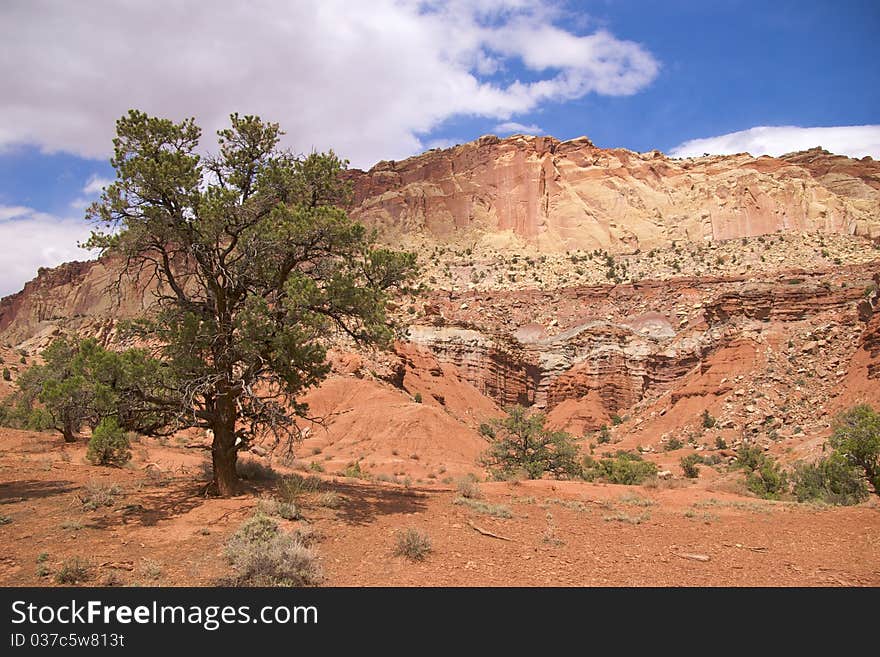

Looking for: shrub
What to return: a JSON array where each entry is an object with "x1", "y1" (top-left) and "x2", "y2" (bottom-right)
[
  {"x1": 258, "y1": 498, "x2": 300, "y2": 520},
  {"x1": 791, "y1": 454, "x2": 869, "y2": 505},
  {"x1": 78, "y1": 481, "x2": 121, "y2": 510},
  {"x1": 597, "y1": 425, "x2": 611, "y2": 444},
  {"x1": 715, "y1": 436, "x2": 728, "y2": 450},
  {"x1": 745, "y1": 457, "x2": 788, "y2": 499},
  {"x1": 86, "y1": 417, "x2": 131, "y2": 466},
  {"x1": 610, "y1": 414, "x2": 623, "y2": 426},
  {"x1": 453, "y1": 497, "x2": 513, "y2": 518},
  {"x1": 680, "y1": 453, "x2": 702, "y2": 478},
  {"x1": 279, "y1": 474, "x2": 322, "y2": 502},
  {"x1": 734, "y1": 444, "x2": 765, "y2": 472},
  {"x1": 231, "y1": 513, "x2": 279, "y2": 544},
  {"x1": 55, "y1": 557, "x2": 91, "y2": 584},
  {"x1": 582, "y1": 451, "x2": 658, "y2": 485},
  {"x1": 224, "y1": 513, "x2": 322, "y2": 586},
  {"x1": 394, "y1": 529, "x2": 432, "y2": 561},
  {"x1": 455, "y1": 475, "x2": 481, "y2": 499},
  {"x1": 413, "y1": 392, "x2": 422, "y2": 403},
  {"x1": 701, "y1": 409, "x2": 716, "y2": 429},
  {"x1": 828, "y1": 404, "x2": 880, "y2": 493},
  {"x1": 317, "y1": 492, "x2": 343, "y2": 509},
  {"x1": 226, "y1": 535, "x2": 321, "y2": 587},
  {"x1": 236, "y1": 457, "x2": 279, "y2": 481},
  {"x1": 343, "y1": 461, "x2": 366, "y2": 479},
  {"x1": 664, "y1": 437, "x2": 684, "y2": 451},
  {"x1": 480, "y1": 406, "x2": 581, "y2": 480},
  {"x1": 2, "y1": 368, "x2": 10, "y2": 381}
]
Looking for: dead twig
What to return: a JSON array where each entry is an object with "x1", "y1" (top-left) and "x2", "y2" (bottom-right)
[{"x1": 467, "y1": 520, "x2": 513, "y2": 542}]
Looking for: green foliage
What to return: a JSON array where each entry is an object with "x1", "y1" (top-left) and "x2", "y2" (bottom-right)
[
  {"x1": 224, "y1": 514, "x2": 321, "y2": 586},
  {"x1": 744, "y1": 455, "x2": 788, "y2": 499},
  {"x1": 83, "y1": 110, "x2": 417, "y2": 493},
  {"x1": 664, "y1": 437, "x2": 684, "y2": 451},
  {"x1": 828, "y1": 404, "x2": 880, "y2": 492},
  {"x1": 480, "y1": 406, "x2": 582, "y2": 480},
  {"x1": 680, "y1": 453, "x2": 702, "y2": 478},
  {"x1": 715, "y1": 436, "x2": 728, "y2": 450},
  {"x1": 597, "y1": 424, "x2": 611, "y2": 444},
  {"x1": 701, "y1": 409, "x2": 716, "y2": 429},
  {"x1": 8, "y1": 336, "x2": 173, "y2": 441},
  {"x1": 582, "y1": 451, "x2": 658, "y2": 485},
  {"x1": 86, "y1": 417, "x2": 131, "y2": 466},
  {"x1": 413, "y1": 392, "x2": 422, "y2": 403},
  {"x1": 55, "y1": 557, "x2": 91, "y2": 585},
  {"x1": 610, "y1": 414, "x2": 623, "y2": 426},
  {"x1": 2, "y1": 368, "x2": 9, "y2": 381},
  {"x1": 733, "y1": 444, "x2": 765, "y2": 472},
  {"x1": 791, "y1": 454, "x2": 868, "y2": 506}
]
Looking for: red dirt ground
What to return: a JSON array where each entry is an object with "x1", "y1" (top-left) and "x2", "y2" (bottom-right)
[{"x1": 1, "y1": 428, "x2": 877, "y2": 587}]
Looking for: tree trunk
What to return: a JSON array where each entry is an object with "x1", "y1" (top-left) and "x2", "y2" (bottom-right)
[
  {"x1": 61, "y1": 417, "x2": 77, "y2": 443},
  {"x1": 210, "y1": 394, "x2": 239, "y2": 496}
]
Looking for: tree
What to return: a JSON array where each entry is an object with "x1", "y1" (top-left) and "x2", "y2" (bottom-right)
[
  {"x1": 480, "y1": 406, "x2": 581, "y2": 480},
  {"x1": 85, "y1": 110, "x2": 416, "y2": 495},
  {"x1": 15, "y1": 336, "x2": 172, "y2": 442},
  {"x1": 828, "y1": 404, "x2": 880, "y2": 493}
]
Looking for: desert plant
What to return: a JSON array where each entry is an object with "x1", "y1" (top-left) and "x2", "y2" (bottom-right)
[
  {"x1": 2, "y1": 368, "x2": 10, "y2": 381},
  {"x1": 78, "y1": 481, "x2": 121, "y2": 510},
  {"x1": 791, "y1": 454, "x2": 869, "y2": 505},
  {"x1": 745, "y1": 456, "x2": 788, "y2": 499},
  {"x1": 55, "y1": 557, "x2": 91, "y2": 584},
  {"x1": 701, "y1": 409, "x2": 716, "y2": 429},
  {"x1": 84, "y1": 111, "x2": 416, "y2": 495},
  {"x1": 582, "y1": 451, "x2": 658, "y2": 485},
  {"x1": 86, "y1": 417, "x2": 131, "y2": 466},
  {"x1": 225, "y1": 516, "x2": 321, "y2": 587},
  {"x1": 453, "y1": 497, "x2": 513, "y2": 518},
  {"x1": 664, "y1": 437, "x2": 684, "y2": 451},
  {"x1": 480, "y1": 406, "x2": 581, "y2": 480},
  {"x1": 258, "y1": 498, "x2": 300, "y2": 520},
  {"x1": 393, "y1": 528, "x2": 432, "y2": 561},
  {"x1": 597, "y1": 425, "x2": 611, "y2": 444},
  {"x1": 317, "y1": 491, "x2": 343, "y2": 509},
  {"x1": 828, "y1": 404, "x2": 880, "y2": 493},
  {"x1": 680, "y1": 453, "x2": 702, "y2": 478},
  {"x1": 455, "y1": 475, "x2": 481, "y2": 499},
  {"x1": 236, "y1": 458, "x2": 279, "y2": 481}
]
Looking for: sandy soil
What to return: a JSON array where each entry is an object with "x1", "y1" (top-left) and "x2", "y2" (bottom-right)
[{"x1": 1, "y1": 428, "x2": 877, "y2": 587}]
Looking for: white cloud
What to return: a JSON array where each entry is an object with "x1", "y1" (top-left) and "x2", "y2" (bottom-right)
[
  {"x1": 494, "y1": 121, "x2": 544, "y2": 134},
  {"x1": 670, "y1": 125, "x2": 880, "y2": 159},
  {"x1": 0, "y1": 205, "x2": 31, "y2": 221},
  {"x1": 0, "y1": 206, "x2": 96, "y2": 297},
  {"x1": 0, "y1": 0, "x2": 659, "y2": 168},
  {"x1": 82, "y1": 175, "x2": 112, "y2": 196}
]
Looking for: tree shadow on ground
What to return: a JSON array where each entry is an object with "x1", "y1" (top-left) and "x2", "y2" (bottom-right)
[
  {"x1": 0, "y1": 479, "x2": 76, "y2": 504},
  {"x1": 323, "y1": 480, "x2": 430, "y2": 526},
  {"x1": 88, "y1": 481, "x2": 209, "y2": 529}
]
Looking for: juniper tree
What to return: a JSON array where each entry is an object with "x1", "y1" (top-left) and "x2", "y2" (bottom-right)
[{"x1": 85, "y1": 110, "x2": 416, "y2": 495}]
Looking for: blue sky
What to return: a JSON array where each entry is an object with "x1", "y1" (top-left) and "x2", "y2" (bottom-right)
[{"x1": 1, "y1": 0, "x2": 879, "y2": 296}]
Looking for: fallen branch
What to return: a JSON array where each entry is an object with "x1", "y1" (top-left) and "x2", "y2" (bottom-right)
[{"x1": 467, "y1": 520, "x2": 513, "y2": 542}]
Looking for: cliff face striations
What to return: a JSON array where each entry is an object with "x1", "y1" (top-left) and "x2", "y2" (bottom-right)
[{"x1": 349, "y1": 135, "x2": 880, "y2": 253}]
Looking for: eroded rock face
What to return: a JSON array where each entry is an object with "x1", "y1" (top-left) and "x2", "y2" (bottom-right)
[
  {"x1": 349, "y1": 136, "x2": 880, "y2": 252},
  {"x1": 400, "y1": 269, "x2": 876, "y2": 430}
]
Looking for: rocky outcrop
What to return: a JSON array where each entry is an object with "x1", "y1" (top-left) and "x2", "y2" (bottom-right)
[
  {"x1": 349, "y1": 135, "x2": 880, "y2": 252},
  {"x1": 703, "y1": 282, "x2": 866, "y2": 324}
]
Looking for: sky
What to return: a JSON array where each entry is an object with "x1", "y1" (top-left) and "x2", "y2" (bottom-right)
[{"x1": 0, "y1": 0, "x2": 879, "y2": 296}]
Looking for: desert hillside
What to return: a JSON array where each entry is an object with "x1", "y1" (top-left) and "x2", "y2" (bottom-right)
[{"x1": 1, "y1": 134, "x2": 878, "y2": 587}]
